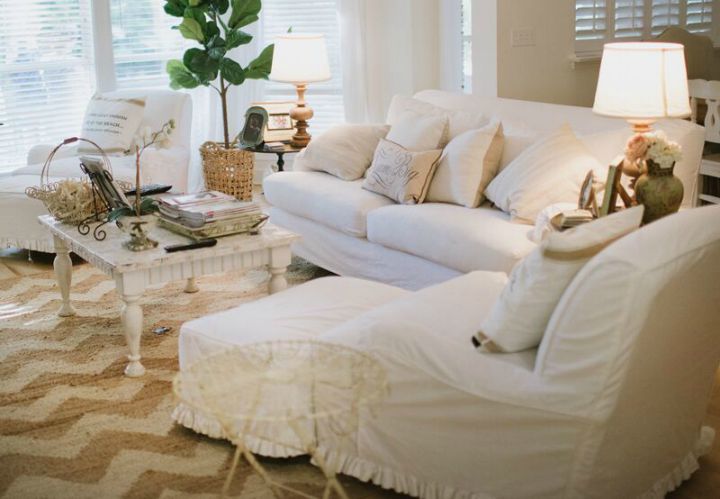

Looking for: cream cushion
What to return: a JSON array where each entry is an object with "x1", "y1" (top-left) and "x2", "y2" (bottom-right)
[
  {"x1": 476, "y1": 206, "x2": 644, "y2": 353},
  {"x1": 366, "y1": 203, "x2": 537, "y2": 273},
  {"x1": 485, "y1": 124, "x2": 606, "y2": 224},
  {"x1": 363, "y1": 139, "x2": 442, "y2": 204},
  {"x1": 263, "y1": 171, "x2": 394, "y2": 238},
  {"x1": 78, "y1": 94, "x2": 146, "y2": 155},
  {"x1": 426, "y1": 121, "x2": 505, "y2": 207},
  {"x1": 299, "y1": 124, "x2": 390, "y2": 180},
  {"x1": 385, "y1": 114, "x2": 447, "y2": 151}
]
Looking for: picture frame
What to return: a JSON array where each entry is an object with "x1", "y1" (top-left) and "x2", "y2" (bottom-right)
[
  {"x1": 239, "y1": 106, "x2": 268, "y2": 148},
  {"x1": 79, "y1": 156, "x2": 131, "y2": 212},
  {"x1": 578, "y1": 170, "x2": 599, "y2": 218},
  {"x1": 251, "y1": 101, "x2": 297, "y2": 142}
]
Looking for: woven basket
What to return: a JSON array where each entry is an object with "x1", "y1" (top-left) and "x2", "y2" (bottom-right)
[{"x1": 201, "y1": 141, "x2": 254, "y2": 201}]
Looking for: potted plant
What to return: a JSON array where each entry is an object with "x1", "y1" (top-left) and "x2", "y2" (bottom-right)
[{"x1": 163, "y1": 0, "x2": 274, "y2": 200}]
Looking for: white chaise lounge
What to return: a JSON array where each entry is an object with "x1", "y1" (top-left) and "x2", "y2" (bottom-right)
[{"x1": 174, "y1": 204, "x2": 720, "y2": 499}]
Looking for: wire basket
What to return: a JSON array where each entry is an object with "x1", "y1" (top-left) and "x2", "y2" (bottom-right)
[
  {"x1": 25, "y1": 137, "x2": 114, "y2": 224},
  {"x1": 201, "y1": 141, "x2": 254, "y2": 201}
]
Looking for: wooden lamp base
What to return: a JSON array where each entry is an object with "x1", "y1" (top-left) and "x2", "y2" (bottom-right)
[{"x1": 290, "y1": 83, "x2": 314, "y2": 148}]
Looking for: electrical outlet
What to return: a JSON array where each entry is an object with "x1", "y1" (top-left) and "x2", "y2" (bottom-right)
[{"x1": 511, "y1": 28, "x2": 535, "y2": 47}]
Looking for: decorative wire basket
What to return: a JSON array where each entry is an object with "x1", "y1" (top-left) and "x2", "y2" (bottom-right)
[
  {"x1": 201, "y1": 141, "x2": 254, "y2": 201},
  {"x1": 25, "y1": 137, "x2": 116, "y2": 224}
]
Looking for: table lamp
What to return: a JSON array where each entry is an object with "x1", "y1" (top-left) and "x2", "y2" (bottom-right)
[{"x1": 270, "y1": 33, "x2": 331, "y2": 148}]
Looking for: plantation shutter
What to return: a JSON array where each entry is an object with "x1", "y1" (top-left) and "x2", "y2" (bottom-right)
[
  {"x1": 260, "y1": 0, "x2": 345, "y2": 133},
  {"x1": 575, "y1": 0, "x2": 609, "y2": 41},
  {"x1": 685, "y1": 0, "x2": 714, "y2": 34},
  {"x1": 0, "y1": 0, "x2": 95, "y2": 171},
  {"x1": 614, "y1": 0, "x2": 646, "y2": 38},
  {"x1": 110, "y1": 0, "x2": 186, "y2": 89}
]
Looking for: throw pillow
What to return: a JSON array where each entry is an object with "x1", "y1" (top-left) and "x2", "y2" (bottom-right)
[
  {"x1": 386, "y1": 95, "x2": 486, "y2": 146},
  {"x1": 386, "y1": 114, "x2": 447, "y2": 151},
  {"x1": 484, "y1": 124, "x2": 606, "y2": 224},
  {"x1": 363, "y1": 139, "x2": 442, "y2": 204},
  {"x1": 473, "y1": 205, "x2": 644, "y2": 353},
  {"x1": 299, "y1": 124, "x2": 390, "y2": 180},
  {"x1": 78, "y1": 94, "x2": 146, "y2": 155},
  {"x1": 426, "y1": 121, "x2": 505, "y2": 208}
]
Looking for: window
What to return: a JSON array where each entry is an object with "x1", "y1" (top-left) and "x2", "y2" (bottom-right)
[
  {"x1": 0, "y1": 0, "x2": 95, "y2": 171},
  {"x1": 461, "y1": 0, "x2": 472, "y2": 93},
  {"x1": 575, "y1": 0, "x2": 716, "y2": 55},
  {"x1": 260, "y1": 0, "x2": 344, "y2": 133}
]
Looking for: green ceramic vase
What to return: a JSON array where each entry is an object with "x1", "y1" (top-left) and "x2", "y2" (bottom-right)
[{"x1": 635, "y1": 159, "x2": 683, "y2": 225}]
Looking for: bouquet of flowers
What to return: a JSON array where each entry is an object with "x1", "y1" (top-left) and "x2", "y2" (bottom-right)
[{"x1": 625, "y1": 131, "x2": 682, "y2": 170}]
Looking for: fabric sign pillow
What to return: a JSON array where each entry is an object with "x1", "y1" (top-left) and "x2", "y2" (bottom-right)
[
  {"x1": 299, "y1": 124, "x2": 390, "y2": 180},
  {"x1": 78, "y1": 94, "x2": 146, "y2": 155},
  {"x1": 386, "y1": 114, "x2": 447, "y2": 151},
  {"x1": 426, "y1": 121, "x2": 504, "y2": 208},
  {"x1": 473, "y1": 205, "x2": 644, "y2": 353},
  {"x1": 485, "y1": 124, "x2": 606, "y2": 224},
  {"x1": 363, "y1": 139, "x2": 441, "y2": 204}
]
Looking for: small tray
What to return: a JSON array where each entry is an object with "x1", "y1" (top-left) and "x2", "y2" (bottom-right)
[{"x1": 158, "y1": 214, "x2": 269, "y2": 240}]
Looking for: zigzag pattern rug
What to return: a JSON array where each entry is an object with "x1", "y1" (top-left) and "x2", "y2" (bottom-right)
[{"x1": 0, "y1": 259, "x2": 401, "y2": 498}]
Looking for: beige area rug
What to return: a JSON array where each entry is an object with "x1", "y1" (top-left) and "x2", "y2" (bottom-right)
[{"x1": 0, "y1": 258, "x2": 403, "y2": 498}]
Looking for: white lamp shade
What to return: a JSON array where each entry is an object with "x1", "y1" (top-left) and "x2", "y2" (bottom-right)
[
  {"x1": 269, "y1": 33, "x2": 331, "y2": 84},
  {"x1": 593, "y1": 42, "x2": 691, "y2": 120}
]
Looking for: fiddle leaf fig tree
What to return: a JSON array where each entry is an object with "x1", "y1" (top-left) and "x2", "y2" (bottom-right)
[{"x1": 164, "y1": 0, "x2": 274, "y2": 149}]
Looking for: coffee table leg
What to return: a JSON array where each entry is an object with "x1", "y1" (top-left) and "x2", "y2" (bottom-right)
[
  {"x1": 269, "y1": 246, "x2": 291, "y2": 294},
  {"x1": 184, "y1": 277, "x2": 199, "y2": 293},
  {"x1": 116, "y1": 273, "x2": 146, "y2": 377},
  {"x1": 53, "y1": 235, "x2": 76, "y2": 317}
]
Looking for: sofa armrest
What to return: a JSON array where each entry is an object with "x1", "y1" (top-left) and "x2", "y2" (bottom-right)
[
  {"x1": 140, "y1": 146, "x2": 191, "y2": 193},
  {"x1": 27, "y1": 144, "x2": 78, "y2": 166}
]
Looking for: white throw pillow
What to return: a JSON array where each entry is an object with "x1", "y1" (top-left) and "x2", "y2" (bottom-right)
[
  {"x1": 363, "y1": 139, "x2": 441, "y2": 204},
  {"x1": 474, "y1": 205, "x2": 644, "y2": 353},
  {"x1": 485, "y1": 124, "x2": 606, "y2": 224},
  {"x1": 78, "y1": 94, "x2": 146, "y2": 155},
  {"x1": 300, "y1": 124, "x2": 390, "y2": 181},
  {"x1": 386, "y1": 114, "x2": 447, "y2": 151},
  {"x1": 386, "y1": 95, "x2": 486, "y2": 145},
  {"x1": 426, "y1": 122, "x2": 505, "y2": 208}
]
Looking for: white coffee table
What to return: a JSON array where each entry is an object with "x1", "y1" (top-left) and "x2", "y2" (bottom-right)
[{"x1": 39, "y1": 215, "x2": 299, "y2": 377}]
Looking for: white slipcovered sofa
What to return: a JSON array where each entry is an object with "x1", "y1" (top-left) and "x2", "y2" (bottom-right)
[
  {"x1": 263, "y1": 90, "x2": 705, "y2": 290},
  {"x1": 174, "y1": 203, "x2": 720, "y2": 498},
  {"x1": 0, "y1": 89, "x2": 192, "y2": 253}
]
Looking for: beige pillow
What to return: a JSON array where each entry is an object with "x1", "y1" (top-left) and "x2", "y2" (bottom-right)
[
  {"x1": 78, "y1": 94, "x2": 146, "y2": 155},
  {"x1": 386, "y1": 114, "x2": 447, "y2": 151},
  {"x1": 363, "y1": 139, "x2": 441, "y2": 204},
  {"x1": 473, "y1": 205, "x2": 644, "y2": 353},
  {"x1": 426, "y1": 121, "x2": 505, "y2": 208},
  {"x1": 301, "y1": 124, "x2": 390, "y2": 180}
]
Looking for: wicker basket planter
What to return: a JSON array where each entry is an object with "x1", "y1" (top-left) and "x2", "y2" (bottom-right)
[{"x1": 200, "y1": 141, "x2": 254, "y2": 201}]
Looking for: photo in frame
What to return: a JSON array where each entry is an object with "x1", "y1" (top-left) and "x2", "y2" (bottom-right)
[
  {"x1": 239, "y1": 106, "x2": 268, "y2": 148},
  {"x1": 251, "y1": 101, "x2": 297, "y2": 142}
]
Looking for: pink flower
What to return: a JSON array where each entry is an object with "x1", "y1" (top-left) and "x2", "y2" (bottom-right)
[{"x1": 625, "y1": 134, "x2": 649, "y2": 162}]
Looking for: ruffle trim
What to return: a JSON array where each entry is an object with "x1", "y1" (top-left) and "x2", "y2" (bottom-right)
[
  {"x1": 638, "y1": 426, "x2": 715, "y2": 499},
  {"x1": 0, "y1": 237, "x2": 54, "y2": 253}
]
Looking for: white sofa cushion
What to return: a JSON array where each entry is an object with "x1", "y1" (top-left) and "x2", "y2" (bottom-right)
[
  {"x1": 426, "y1": 121, "x2": 504, "y2": 208},
  {"x1": 476, "y1": 206, "x2": 644, "y2": 353},
  {"x1": 366, "y1": 203, "x2": 537, "y2": 274},
  {"x1": 263, "y1": 171, "x2": 394, "y2": 238},
  {"x1": 386, "y1": 114, "x2": 447, "y2": 151},
  {"x1": 299, "y1": 124, "x2": 390, "y2": 180},
  {"x1": 78, "y1": 94, "x2": 146, "y2": 155}
]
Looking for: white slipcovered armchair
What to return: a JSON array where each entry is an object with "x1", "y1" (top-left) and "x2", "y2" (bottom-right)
[
  {"x1": 0, "y1": 89, "x2": 192, "y2": 252},
  {"x1": 175, "y1": 204, "x2": 720, "y2": 498}
]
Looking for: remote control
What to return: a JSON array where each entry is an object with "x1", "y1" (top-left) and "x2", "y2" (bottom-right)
[
  {"x1": 125, "y1": 184, "x2": 173, "y2": 197},
  {"x1": 164, "y1": 239, "x2": 217, "y2": 253}
]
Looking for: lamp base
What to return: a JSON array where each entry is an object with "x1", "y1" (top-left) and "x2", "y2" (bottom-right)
[
  {"x1": 290, "y1": 119, "x2": 311, "y2": 148},
  {"x1": 290, "y1": 84, "x2": 313, "y2": 148}
]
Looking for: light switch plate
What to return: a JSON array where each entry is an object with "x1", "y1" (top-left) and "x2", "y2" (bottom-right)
[{"x1": 511, "y1": 28, "x2": 535, "y2": 47}]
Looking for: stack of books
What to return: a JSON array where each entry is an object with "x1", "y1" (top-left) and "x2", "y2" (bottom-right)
[{"x1": 157, "y1": 191, "x2": 267, "y2": 239}]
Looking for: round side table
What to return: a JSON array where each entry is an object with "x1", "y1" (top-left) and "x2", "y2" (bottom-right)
[
  {"x1": 243, "y1": 143, "x2": 305, "y2": 172},
  {"x1": 173, "y1": 340, "x2": 388, "y2": 498}
]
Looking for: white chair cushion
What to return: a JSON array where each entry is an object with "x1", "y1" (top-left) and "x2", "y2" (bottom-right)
[
  {"x1": 366, "y1": 203, "x2": 537, "y2": 273},
  {"x1": 263, "y1": 171, "x2": 395, "y2": 238},
  {"x1": 78, "y1": 94, "x2": 146, "y2": 155}
]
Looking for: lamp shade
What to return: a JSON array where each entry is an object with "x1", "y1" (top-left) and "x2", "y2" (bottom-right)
[
  {"x1": 593, "y1": 42, "x2": 691, "y2": 121},
  {"x1": 269, "y1": 33, "x2": 331, "y2": 84}
]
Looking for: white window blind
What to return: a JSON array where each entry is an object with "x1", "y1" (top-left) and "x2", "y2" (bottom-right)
[
  {"x1": 0, "y1": 0, "x2": 95, "y2": 171},
  {"x1": 260, "y1": 0, "x2": 344, "y2": 134},
  {"x1": 110, "y1": 0, "x2": 185, "y2": 89},
  {"x1": 575, "y1": 0, "x2": 716, "y2": 54}
]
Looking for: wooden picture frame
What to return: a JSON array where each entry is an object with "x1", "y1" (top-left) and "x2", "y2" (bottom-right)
[
  {"x1": 600, "y1": 156, "x2": 635, "y2": 216},
  {"x1": 252, "y1": 101, "x2": 297, "y2": 142},
  {"x1": 578, "y1": 170, "x2": 599, "y2": 217}
]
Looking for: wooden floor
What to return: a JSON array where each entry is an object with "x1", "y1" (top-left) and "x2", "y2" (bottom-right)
[{"x1": 1, "y1": 248, "x2": 719, "y2": 497}]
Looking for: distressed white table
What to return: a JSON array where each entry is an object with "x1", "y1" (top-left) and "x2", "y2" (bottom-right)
[{"x1": 39, "y1": 215, "x2": 299, "y2": 377}]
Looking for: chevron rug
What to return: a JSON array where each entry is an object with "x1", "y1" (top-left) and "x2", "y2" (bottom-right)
[{"x1": 0, "y1": 259, "x2": 401, "y2": 498}]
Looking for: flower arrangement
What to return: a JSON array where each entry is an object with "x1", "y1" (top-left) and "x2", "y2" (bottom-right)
[{"x1": 624, "y1": 131, "x2": 682, "y2": 170}]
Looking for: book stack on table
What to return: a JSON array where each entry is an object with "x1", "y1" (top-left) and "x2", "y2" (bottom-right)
[{"x1": 157, "y1": 191, "x2": 267, "y2": 239}]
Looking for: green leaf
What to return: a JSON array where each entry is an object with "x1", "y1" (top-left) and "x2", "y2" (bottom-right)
[
  {"x1": 178, "y1": 17, "x2": 204, "y2": 41},
  {"x1": 188, "y1": 0, "x2": 202, "y2": 6},
  {"x1": 139, "y1": 198, "x2": 159, "y2": 214},
  {"x1": 164, "y1": 0, "x2": 186, "y2": 17},
  {"x1": 245, "y1": 43, "x2": 274, "y2": 79},
  {"x1": 205, "y1": 22, "x2": 220, "y2": 41},
  {"x1": 167, "y1": 59, "x2": 202, "y2": 89},
  {"x1": 226, "y1": 29, "x2": 252, "y2": 50},
  {"x1": 220, "y1": 58, "x2": 246, "y2": 85},
  {"x1": 108, "y1": 207, "x2": 134, "y2": 222},
  {"x1": 183, "y1": 48, "x2": 219, "y2": 78},
  {"x1": 208, "y1": 46, "x2": 226, "y2": 60},
  {"x1": 210, "y1": 0, "x2": 229, "y2": 14},
  {"x1": 183, "y1": 6, "x2": 206, "y2": 28},
  {"x1": 228, "y1": 0, "x2": 261, "y2": 29}
]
